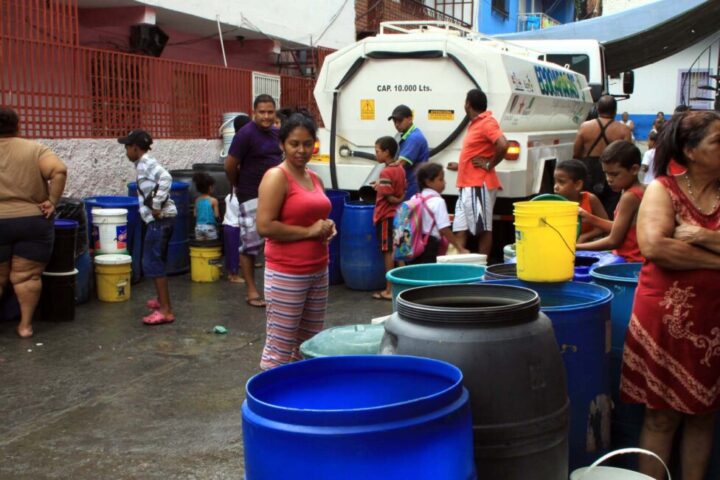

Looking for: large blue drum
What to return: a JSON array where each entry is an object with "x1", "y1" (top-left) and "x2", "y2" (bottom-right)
[
  {"x1": 325, "y1": 189, "x2": 349, "y2": 285},
  {"x1": 242, "y1": 355, "x2": 475, "y2": 480},
  {"x1": 483, "y1": 279, "x2": 613, "y2": 471},
  {"x1": 128, "y1": 181, "x2": 190, "y2": 275},
  {"x1": 339, "y1": 201, "x2": 385, "y2": 291},
  {"x1": 85, "y1": 195, "x2": 142, "y2": 283}
]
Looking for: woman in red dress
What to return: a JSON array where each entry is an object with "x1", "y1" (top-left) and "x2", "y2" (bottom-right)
[{"x1": 620, "y1": 111, "x2": 720, "y2": 479}]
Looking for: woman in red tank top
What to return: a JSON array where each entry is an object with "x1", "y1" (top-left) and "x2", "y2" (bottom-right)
[
  {"x1": 256, "y1": 114, "x2": 334, "y2": 370},
  {"x1": 620, "y1": 111, "x2": 720, "y2": 479}
]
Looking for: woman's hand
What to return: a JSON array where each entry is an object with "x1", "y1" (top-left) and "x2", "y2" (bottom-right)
[
  {"x1": 322, "y1": 220, "x2": 337, "y2": 245},
  {"x1": 308, "y1": 219, "x2": 334, "y2": 240},
  {"x1": 674, "y1": 216, "x2": 708, "y2": 245},
  {"x1": 38, "y1": 200, "x2": 55, "y2": 218}
]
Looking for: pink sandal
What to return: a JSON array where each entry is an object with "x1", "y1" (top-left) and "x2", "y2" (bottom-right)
[
  {"x1": 146, "y1": 298, "x2": 161, "y2": 309},
  {"x1": 142, "y1": 310, "x2": 175, "y2": 325}
]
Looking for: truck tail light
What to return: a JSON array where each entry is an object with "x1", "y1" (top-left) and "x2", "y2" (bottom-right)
[
  {"x1": 313, "y1": 139, "x2": 320, "y2": 155},
  {"x1": 505, "y1": 140, "x2": 521, "y2": 160}
]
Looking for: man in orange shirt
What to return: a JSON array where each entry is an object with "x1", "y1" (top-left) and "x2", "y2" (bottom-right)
[{"x1": 451, "y1": 89, "x2": 508, "y2": 256}]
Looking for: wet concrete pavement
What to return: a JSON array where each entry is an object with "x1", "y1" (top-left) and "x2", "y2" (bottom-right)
[{"x1": 0, "y1": 273, "x2": 391, "y2": 479}]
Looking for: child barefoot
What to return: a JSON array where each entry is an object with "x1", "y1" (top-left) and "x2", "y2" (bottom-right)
[
  {"x1": 372, "y1": 136, "x2": 406, "y2": 300},
  {"x1": 553, "y1": 159, "x2": 608, "y2": 242},
  {"x1": 410, "y1": 163, "x2": 468, "y2": 264},
  {"x1": 576, "y1": 140, "x2": 646, "y2": 262},
  {"x1": 193, "y1": 172, "x2": 220, "y2": 240}
]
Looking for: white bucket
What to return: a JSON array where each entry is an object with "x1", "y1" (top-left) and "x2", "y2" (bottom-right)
[
  {"x1": 92, "y1": 208, "x2": 128, "y2": 254},
  {"x1": 219, "y1": 112, "x2": 247, "y2": 157},
  {"x1": 436, "y1": 253, "x2": 487, "y2": 266},
  {"x1": 570, "y1": 448, "x2": 671, "y2": 480}
]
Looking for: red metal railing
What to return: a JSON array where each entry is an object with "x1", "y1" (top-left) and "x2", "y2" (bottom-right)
[
  {"x1": 0, "y1": 0, "x2": 79, "y2": 45},
  {"x1": 0, "y1": 1, "x2": 318, "y2": 139}
]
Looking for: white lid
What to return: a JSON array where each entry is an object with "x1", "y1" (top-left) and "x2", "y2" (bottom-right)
[
  {"x1": 42, "y1": 268, "x2": 79, "y2": 276},
  {"x1": 92, "y1": 208, "x2": 128, "y2": 216},
  {"x1": 436, "y1": 254, "x2": 487, "y2": 264},
  {"x1": 94, "y1": 254, "x2": 132, "y2": 265}
]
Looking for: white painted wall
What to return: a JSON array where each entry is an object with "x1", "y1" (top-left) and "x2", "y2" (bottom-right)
[
  {"x1": 39, "y1": 139, "x2": 223, "y2": 199},
  {"x1": 138, "y1": 0, "x2": 356, "y2": 49},
  {"x1": 603, "y1": 0, "x2": 661, "y2": 15},
  {"x1": 608, "y1": 33, "x2": 720, "y2": 114}
]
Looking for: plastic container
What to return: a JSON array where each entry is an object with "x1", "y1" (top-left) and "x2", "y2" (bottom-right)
[
  {"x1": 571, "y1": 448, "x2": 670, "y2": 480},
  {"x1": 381, "y1": 284, "x2": 569, "y2": 479},
  {"x1": 339, "y1": 201, "x2": 386, "y2": 291},
  {"x1": 436, "y1": 253, "x2": 487, "y2": 266},
  {"x1": 46, "y1": 219, "x2": 78, "y2": 273},
  {"x1": 483, "y1": 279, "x2": 613, "y2": 470},
  {"x1": 514, "y1": 200, "x2": 579, "y2": 282},
  {"x1": 91, "y1": 208, "x2": 128, "y2": 254},
  {"x1": 94, "y1": 254, "x2": 132, "y2": 302},
  {"x1": 242, "y1": 355, "x2": 475, "y2": 480},
  {"x1": 574, "y1": 251, "x2": 626, "y2": 282},
  {"x1": 300, "y1": 324, "x2": 385, "y2": 359},
  {"x1": 326, "y1": 189, "x2": 350, "y2": 285},
  {"x1": 74, "y1": 250, "x2": 92, "y2": 304},
  {"x1": 189, "y1": 240, "x2": 222, "y2": 282},
  {"x1": 40, "y1": 269, "x2": 77, "y2": 322},
  {"x1": 386, "y1": 263, "x2": 486, "y2": 309},
  {"x1": 86, "y1": 195, "x2": 141, "y2": 282},
  {"x1": 55, "y1": 197, "x2": 89, "y2": 256}
]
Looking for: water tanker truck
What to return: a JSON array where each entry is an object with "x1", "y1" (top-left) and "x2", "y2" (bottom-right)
[{"x1": 309, "y1": 21, "x2": 601, "y2": 203}]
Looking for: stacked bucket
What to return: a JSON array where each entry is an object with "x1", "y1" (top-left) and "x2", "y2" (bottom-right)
[
  {"x1": 40, "y1": 218, "x2": 80, "y2": 322},
  {"x1": 91, "y1": 208, "x2": 132, "y2": 302}
]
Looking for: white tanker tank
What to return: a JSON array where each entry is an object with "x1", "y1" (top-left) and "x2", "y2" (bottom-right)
[{"x1": 309, "y1": 21, "x2": 595, "y2": 199}]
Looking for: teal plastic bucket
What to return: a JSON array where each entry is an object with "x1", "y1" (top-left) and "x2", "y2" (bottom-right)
[
  {"x1": 387, "y1": 264, "x2": 486, "y2": 310},
  {"x1": 242, "y1": 355, "x2": 476, "y2": 479},
  {"x1": 300, "y1": 324, "x2": 385, "y2": 359}
]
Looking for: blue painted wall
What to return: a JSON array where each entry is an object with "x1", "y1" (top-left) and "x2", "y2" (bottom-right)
[
  {"x1": 615, "y1": 114, "x2": 658, "y2": 141},
  {"x1": 478, "y1": 0, "x2": 575, "y2": 35}
]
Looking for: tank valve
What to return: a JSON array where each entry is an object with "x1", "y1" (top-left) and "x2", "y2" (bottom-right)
[{"x1": 339, "y1": 145, "x2": 351, "y2": 158}]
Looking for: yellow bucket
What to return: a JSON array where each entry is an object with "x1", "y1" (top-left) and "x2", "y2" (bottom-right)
[
  {"x1": 514, "y1": 201, "x2": 578, "y2": 282},
  {"x1": 190, "y1": 244, "x2": 222, "y2": 282},
  {"x1": 94, "y1": 254, "x2": 132, "y2": 302}
]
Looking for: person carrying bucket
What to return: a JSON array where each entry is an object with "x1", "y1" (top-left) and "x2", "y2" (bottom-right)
[
  {"x1": 576, "y1": 141, "x2": 645, "y2": 262},
  {"x1": 118, "y1": 129, "x2": 177, "y2": 325}
]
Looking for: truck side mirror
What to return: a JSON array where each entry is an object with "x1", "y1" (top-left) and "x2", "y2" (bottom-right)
[{"x1": 623, "y1": 71, "x2": 634, "y2": 95}]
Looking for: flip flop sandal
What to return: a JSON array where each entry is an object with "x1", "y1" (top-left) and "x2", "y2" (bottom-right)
[
  {"x1": 372, "y1": 292, "x2": 393, "y2": 301},
  {"x1": 246, "y1": 296, "x2": 266, "y2": 308},
  {"x1": 143, "y1": 310, "x2": 175, "y2": 325},
  {"x1": 146, "y1": 298, "x2": 161, "y2": 309}
]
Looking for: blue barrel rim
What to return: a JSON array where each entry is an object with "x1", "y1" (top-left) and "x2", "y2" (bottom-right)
[
  {"x1": 387, "y1": 263, "x2": 487, "y2": 286},
  {"x1": 127, "y1": 180, "x2": 190, "y2": 191},
  {"x1": 53, "y1": 219, "x2": 79, "y2": 229},
  {"x1": 343, "y1": 199, "x2": 375, "y2": 207},
  {"x1": 590, "y1": 263, "x2": 643, "y2": 284},
  {"x1": 245, "y1": 355, "x2": 465, "y2": 426},
  {"x1": 482, "y1": 279, "x2": 613, "y2": 312}
]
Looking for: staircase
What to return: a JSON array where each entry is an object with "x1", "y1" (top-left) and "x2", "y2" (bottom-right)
[{"x1": 681, "y1": 37, "x2": 720, "y2": 111}]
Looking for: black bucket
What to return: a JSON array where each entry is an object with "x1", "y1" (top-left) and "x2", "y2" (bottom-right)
[
  {"x1": 46, "y1": 219, "x2": 78, "y2": 273},
  {"x1": 55, "y1": 197, "x2": 89, "y2": 256},
  {"x1": 381, "y1": 283, "x2": 569, "y2": 479},
  {"x1": 40, "y1": 269, "x2": 77, "y2": 322}
]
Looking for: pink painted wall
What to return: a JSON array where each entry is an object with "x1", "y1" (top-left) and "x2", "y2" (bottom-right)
[{"x1": 78, "y1": 7, "x2": 279, "y2": 74}]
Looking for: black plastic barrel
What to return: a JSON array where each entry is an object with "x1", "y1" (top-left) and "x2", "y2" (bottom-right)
[
  {"x1": 192, "y1": 163, "x2": 230, "y2": 222},
  {"x1": 40, "y1": 270, "x2": 77, "y2": 321},
  {"x1": 483, "y1": 262, "x2": 518, "y2": 280},
  {"x1": 381, "y1": 284, "x2": 569, "y2": 479},
  {"x1": 55, "y1": 197, "x2": 88, "y2": 256},
  {"x1": 46, "y1": 219, "x2": 78, "y2": 273}
]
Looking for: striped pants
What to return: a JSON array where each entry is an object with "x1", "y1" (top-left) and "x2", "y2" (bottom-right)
[{"x1": 260, "y1": 267, "x2": 328, "y2": 370}]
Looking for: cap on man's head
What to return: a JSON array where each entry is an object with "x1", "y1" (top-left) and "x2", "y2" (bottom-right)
[
  {"x1": 117, "y1": 129, "x2": 153, "y2": 150},
  {"x1": 387, "y1": 104, "x2": 413, "y2": 121}
]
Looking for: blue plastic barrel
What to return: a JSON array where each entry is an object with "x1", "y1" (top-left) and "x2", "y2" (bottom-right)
[
  {"x1": 483, "y1": 279, "x2": 613, "y2": 471},
  {"x1": 74, "y1": 250, "x2": 92, "y2": 304},
  {"x1": 340, "y1": 201, "x2": 385, "y2": 291},
  {"x1": 502, "y1": 250, "x2": 625, "y2": 283},
  {"x1": 387, "y1": 263, "x2": 486, "y2": 310},
  {"x1": 242, "y1": 355, "x2": 475, "y2": 480},
  {"x1": 85, "y1": 195, "x2": 142, "y2": 283},
  {"x1": 128, "y1": 181, "x2": 190, "y2": 275},
  {"x1": 325, "y1": 189, "x2": 350, "y2": 285}
]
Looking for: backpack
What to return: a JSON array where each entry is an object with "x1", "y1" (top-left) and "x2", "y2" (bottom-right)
[{"x1": 393, "y1": 194, "x2": 436, "y2": 261}]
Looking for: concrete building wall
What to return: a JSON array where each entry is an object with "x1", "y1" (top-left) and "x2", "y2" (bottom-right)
[
  {"x1": 603, "y1": 0, "x2": 660, "y2": 16},
  {"x1": 40, "y1": 139, "x2": 223, "y2": 198},
  {"x1": 609, "y1": 33, "x2": 719, "y2": 140}
]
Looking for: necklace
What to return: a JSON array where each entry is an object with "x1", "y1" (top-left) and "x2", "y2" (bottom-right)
[{"x1": 684, "y1": 173, "x2": 720, "y2": 214}]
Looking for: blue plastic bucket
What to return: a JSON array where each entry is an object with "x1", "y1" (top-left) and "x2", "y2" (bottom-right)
[
  {"x1": 339, "y1": 201, "x2": 386, "y2": 291},
  {"x1": 128, "y1": 181, "x2": 190, "y2": 276},
  {"x1": 483, "y1": 279, "x2": 613, "y2": 471},
  {"x1": 85, "y1": 195, "x2": 142, "y2": 283},
  {"x1": 242, "y1": 355, "x2": 475, "y2": 480},
  {"x1": 326, "y1": 189, "x2": 350, "y2": 285},
  {"x1": 74, "y1": 250, "x2": 92, "y2": 304},
  {"x1": 387, "y1": 264, "x2": 486, "y2": 310},
  {"x1": 590, "y1": 263, "x2": 643, "y2": 452}
]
